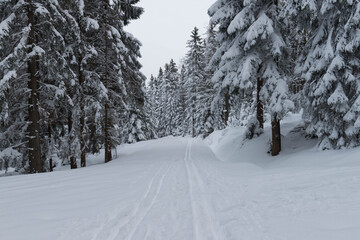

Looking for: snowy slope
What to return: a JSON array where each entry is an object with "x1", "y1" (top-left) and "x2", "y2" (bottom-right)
[{"x1": 1, "y1": 115, "x2": 360, "y2": 240}]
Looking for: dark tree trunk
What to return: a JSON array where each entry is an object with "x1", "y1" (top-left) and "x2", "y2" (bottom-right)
[
  {"x1": 192, "y1": 114, "x2": 195, "y2": 137},
  {"x1": 70, "y1": 156, "x2": 77, "y2": 169},
  {"x1": 48, "y1": 121, "x2": 53, "y2": 172},
  {"x1": 27, "y1": 0, "x2": 43, "y2": 173},
  {"x1": 257, "y1": 77, "x2": 264, "y2": 129},
  {"x1": 224, "y1": 88, "x2": 230, "y2": 126},
  {"x1": 68, "y1": 111, "x2": 77, "y2": 169},
  {"x1": 80, "y1": 110, "x2": 86, "y2": 167},
  {"x1": 105, "y1": 103, "x2": 112, "y2": 163},
  {"x1": 49, "y1": 158, "x2": 53, "y2": 172},
  {"x1": 271, "y1": 113, "x2": 281, "y2": 156},
  {"x1": 104, "y1": 6, "x2": 112, "y2": 163},
  {"x1": 78, "y1": 55, "x2": 86, "y2": 167}
]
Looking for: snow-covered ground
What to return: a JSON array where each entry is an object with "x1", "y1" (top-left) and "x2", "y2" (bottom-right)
[{"x1": 1, "y1": 114, "x2": 360, "y2": 240}]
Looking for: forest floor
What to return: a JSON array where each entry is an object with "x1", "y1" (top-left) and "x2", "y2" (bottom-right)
[{"x1": 1, "y1": 115, "x2": 360, "y2": 240}]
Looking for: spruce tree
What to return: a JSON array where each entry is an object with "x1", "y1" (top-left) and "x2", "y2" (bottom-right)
[
  {"x1": 209, "y1": 0, "x2": 294, "y2": 155},
  {"x1": 288, "y1": 0, "x2": 360, "y2": 149},
  {"x1": 0, "y1": 0, "x2": 73, "y2": 172},
  {"x1": 183, "y1": 27, "x2": 208, "y2": 137}
]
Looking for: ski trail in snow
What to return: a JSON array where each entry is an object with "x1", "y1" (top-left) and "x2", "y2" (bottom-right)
[
  {"x1": 184, "y1": 139, "x2": 225, "y2": 240},
  {"x1": 88, "y1": 160, "x2": 172, "y2": 240},
  {"x1": 123, "y1": 159, "x2": 175, "y2": 240},
  {"x1": 184, "y1": 141, "x2": 200, "y2": 239}
]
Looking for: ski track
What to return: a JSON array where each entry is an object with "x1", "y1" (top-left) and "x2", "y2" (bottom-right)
[
  {"x1": 124, "y1": 160, "x2": 175, "y2": 240},
  {"x1": 184, "y1": 139, "x2": 225, "y2": 240},
  {"x1": 9, "y1": 136, "x2": 360, "y2": 240},
  {"x1": 93, "y1": 159, "x2": 175, "y2": 240}
]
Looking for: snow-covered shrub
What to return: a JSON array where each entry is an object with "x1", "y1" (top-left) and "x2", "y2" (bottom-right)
[{"x1": 0, "y1": 148, "x2": 22, "y2": 172}]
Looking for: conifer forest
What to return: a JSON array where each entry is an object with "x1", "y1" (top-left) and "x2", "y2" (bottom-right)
[
  {"x1": 2, "y1": 0, "x2": 359, "y2": 174},
  {"x1": 1, "y1": 1, "x2": 360, "y2": 239}
]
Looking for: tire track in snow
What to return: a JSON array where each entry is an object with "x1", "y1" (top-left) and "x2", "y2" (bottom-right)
[{"x1": 184, "y1": 139, "x2": 225, "y2": 240}]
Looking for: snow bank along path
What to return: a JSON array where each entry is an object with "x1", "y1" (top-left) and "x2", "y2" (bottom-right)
[{"x1": 1, "y1": 136, "x2": 360, "y2": 240}]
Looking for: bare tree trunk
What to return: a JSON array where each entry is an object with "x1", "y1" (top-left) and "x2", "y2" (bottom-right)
[
  {"x1": 68, "y1": 111, "x2": 77, "y2": 169},
  {"x1": 257, "y1": 77, "x2": 264, "y2": 129},
  {"x1": 27, "y1": 0, "x2": 43, "y2": 173},
  {"x1": 192, "y1": 114, "x2": 195, "y2": 138},
  {"x1": 224, "y1": 88, "x2": 230, "y2": 126},
  {"x1": 271, "y1": 113, "x2": 281, "y2": 156},
  {"x1": 105, "y1": 103, "x2": 112, "y2": 163},
  {"x1": 70, "y1": 156, "x2": 77, "y2": 169},
  {"x1": 48, "y1": 121, "x2": 53, "y2": 172},
  {"x1": 78, "y1": 55, "x2": 86, "y2": 167},
  {"x1": 104, "y1": 5, "x2": 112, "y2": 163},
  {"x1": 49, "y1": 158, "x2": 53, "y2": 172},
  {"x1": 271, "y1": 0, "x2": 281, "y2": 156}
]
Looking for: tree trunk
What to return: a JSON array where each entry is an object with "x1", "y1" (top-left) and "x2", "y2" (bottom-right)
[
  {"x1": 68, "y1": 111, "x2": 77, "y2": 169},
  {"x1": 257, "y1": 77, "x2": 264, "y2": 129},
  {"x1": 48, "y1": 121, "x2": 53, "y2": 172},
  {"x1": 70, "y1": 156, "x2": 77, "y2": 169},
  {"x1": 78, "y1": 55, "x2": 86, "y2": 167},
  {"x1": 224, "y1": 88, "x2": 230, "y2": 126},
  {"x1": 49, "y1": 158, "x2": 53, "y2": 172},
  {"x1": 80, "y1": 110, "x2": 86, "y2": 167},
  {"x1": 192, "y1": 113, "x2": 195, "y2": 137},
  {"x1": 27, "y1": 0, "x2": 43, "y2": 173},
  {"x1": 104, "y1": 6, "x2": 112, "y2": 163},
  {"x1": 105, "y1": 103, "x2": 112, "y2": 163},
  {"x1": 271, "y1": 113, "x2": 281, "y2": 156}
]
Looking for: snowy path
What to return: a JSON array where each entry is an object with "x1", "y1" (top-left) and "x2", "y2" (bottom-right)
[{"x1": 2, "y1": 137, "x2": 360, "y2": 240}]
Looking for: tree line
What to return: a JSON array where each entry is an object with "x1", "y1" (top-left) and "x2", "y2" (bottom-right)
[
  {"x1": 0, "y1": 0, "x2": 152, "y2": 173},
  {"x1": 146, "y1": 0, "x2": 360, "y2": 155},
  {"x1": 1, "y1": 0, "x2": 359, "y2": 174}
]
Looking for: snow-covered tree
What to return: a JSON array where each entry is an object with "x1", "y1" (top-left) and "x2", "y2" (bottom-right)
[
  {"x1": 145, "y1": 75, "x2": 159, "y2": 138},
  {"x1": 175, "y1": 66, "x2": 187, "y2": 135},
  {"x1": 209, "y1": 0, "x2": 294, "y2": 155},
  {"x1": 288, "y1": 0, "x2": 360, "y2": 149},
  {"x1": 84, "y1": 0, "x2": 147, "y2": 162},
  {"x1": 0, "y1": 0, "x2": 148, "y2": 173},
  {"x1": 208, "y1": 0, "x2": 241, "y2": 128},
  {"x1": 183, "y1": 27, "x2": 209, "y2": 137},
  {"x1": 0, "y1": 0, "x2": 77, "y2": 172},
  {"x1": 162, "y1": 60, "x2": 181, "y2": 136}
]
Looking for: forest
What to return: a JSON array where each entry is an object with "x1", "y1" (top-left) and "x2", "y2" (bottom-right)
[{"x1": 1, "y1": 0, "x2": 360, "y2": 174}]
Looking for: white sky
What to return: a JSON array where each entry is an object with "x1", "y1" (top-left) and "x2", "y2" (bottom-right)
[{"x1": 125, "y1": 0, "x2": 215, "y2": 79}]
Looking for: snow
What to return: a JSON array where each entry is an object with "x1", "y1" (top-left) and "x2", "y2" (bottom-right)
[
  {"x1": 0, "y1": 70, "x2": 16, "y2": 91},
  {"x1": 0, "y1": 13, "x2": 15, "y2": 39},
  {"x1": 244, "y1": 12, "x2": 274, "y2": 50},
  {"x1": 86, "y1": 17, "x2": 99, "y2": 31},
  {"x1": 227, "y1": 8, "x2": 252, "y2": 34},
  {"x1": 1, "y1": 114, "x2": 360, "y2": 239}
]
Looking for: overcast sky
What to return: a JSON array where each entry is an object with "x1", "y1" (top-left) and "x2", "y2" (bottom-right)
[{"x1": 125, "y1": 0, "x2": 215, "y2": 80}]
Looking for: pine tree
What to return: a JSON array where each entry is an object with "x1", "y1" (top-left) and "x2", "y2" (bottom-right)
[
  {"x1": 161, "y1": 60, "x2": 180, "y2": 136},
  {"x1": 0, "y1": 0, "x2": 76, "y2": 172},
  {"x1": 156, "y1": 67, "x2": 167, "y2": 137},
  {"x1": 183, "y1": 27, "x2": 208, "y2": 137},
  {"x1": 84, "y1": 0, "x2": 146, "y2": 162},
  {"x1": 145, "y1": 75, "x2": 159, "y2": 138},
  {"x1": 204, "y1": 24, "x2": 219, "y2": 77},
  {"x1": 1, "y1": 0, "x2": 148, "y2": 173},
  {"x1": 209, "y1": 0, "x2": 294, "y2": 155},
  {"x1": 288, "y1": 0, "x2": 360, "y2": 149},
  {"x1": 208, "y1": 0, "x2": 241, "y2": 129},
  {"x1": 203, "y1": 24, "x2": 219, "y2": 135},
  {"x1": 175, "y1": 66, "x2": 187, "y2": 135}
]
